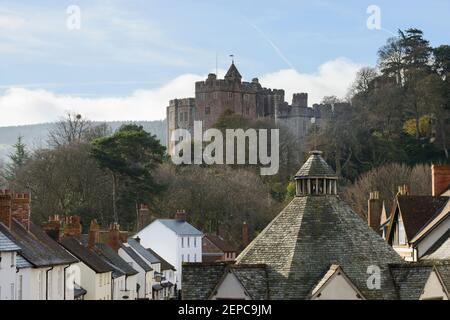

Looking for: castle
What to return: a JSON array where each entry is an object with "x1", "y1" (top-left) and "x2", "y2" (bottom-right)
[{"x1": 166, "y1": 62, "x2": 339, "y2": 155}]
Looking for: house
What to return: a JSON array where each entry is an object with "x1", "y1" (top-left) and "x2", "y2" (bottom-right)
[
  {"x1": 202, "y1": 233, "x2": 238, "y2": 262},
  {"x1": 183, "y1": 151, "x2": 407, "y2": 300},
  {"x1": 146, "y1": 246, "x2": 176, "y2": 299},
  {"x1": 381, "y1": 165, "x2": 450, "y2": 262},
  {"x1": 0, "y1": 191, "x2": 79, "y2": 300},
  {"x1": 59, "y1": 236, "x2": 113, "y2": 300},
  {"x1": 0, "y1": 229, "x2": 21, "y2": 300},
  {"x1": 118, "y1": 244, "x2": 153, "y2": 299},
  {"x1": 135, "y1": 210, "x2": 203, "y2": 290},
  {"x1": 94, "y1": 243, "x2": 138, "y2": 300},
  {"x1": 124, "y1": 238, "x2": 165, "y2": 299}
]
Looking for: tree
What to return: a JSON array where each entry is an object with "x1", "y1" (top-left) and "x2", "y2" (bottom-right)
[
  {"x1": 4, "y1": 136, "x2": 29, "y2": 181},
  {"x1": 91, "y1": 124, "x2": 166, "y2": 223}
]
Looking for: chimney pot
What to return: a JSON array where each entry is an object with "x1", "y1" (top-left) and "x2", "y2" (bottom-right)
[{"x1": 175, "y1": 209, "x2": 187, "y2": 221}]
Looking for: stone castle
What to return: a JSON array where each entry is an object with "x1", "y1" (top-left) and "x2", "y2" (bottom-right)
[{"x1": 166, "y1": 62, "x2": 343, "y2": 155}]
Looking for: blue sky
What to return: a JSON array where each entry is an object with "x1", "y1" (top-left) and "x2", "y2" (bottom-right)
[{"x1": 0, "y1": 0, "x2": 449, "y2": 125}]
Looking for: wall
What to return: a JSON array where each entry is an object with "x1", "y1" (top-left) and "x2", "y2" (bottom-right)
[
  {"x1": 420, "y1": 270, "x2": 449, "y2": 300},
  {"x1": 312, "y1": 273, "x2": 362, "y2": 300},
  {"x1": 211, "y1": 272, "x2": 250, "y2": 300},
  {"x1": 0, "y1": 251, "x2": 17, "y2": 300},
  {"x1": 417, "y1": 215, "x2": 450, "y2": 259},
  {"x1": 118, "y1": 248, "x2": 152, "y2": 299},
  {"x1": 77, "y1": 261, "x2": 111, "y2": 300}
]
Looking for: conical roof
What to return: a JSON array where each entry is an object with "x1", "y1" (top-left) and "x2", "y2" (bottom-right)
[
  {"x1": 236, "y1": 194, "x2": 403, "y2": 299},
  {"x1": 295, "y1": 150, "x2": 336, "y2": 178},
  {"x1": 225, "y1": 62, "x2": 242, "y2": 80}
]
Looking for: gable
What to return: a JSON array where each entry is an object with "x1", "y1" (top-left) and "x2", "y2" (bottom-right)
[
  {"x1": 311, "y1": 267, "x2": 364, "y2": 300},
  {"x1": 210, "y1": 271, "x2": 250, "y2": 300},
  {"x1": 420, "y1": 270, "x2": 449, "y2": 300}
]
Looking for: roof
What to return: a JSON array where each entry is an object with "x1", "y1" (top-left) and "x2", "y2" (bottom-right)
[
  {"x1": 204, "y1": 234, "x2": 237, "y2": 253},
  {"x1": 94, "y1": 243, "x2": 138, "y2": 277},
  {"x1": 182, "y1": 263, "x2": 269, "y2": 300},
  {"x1": 389, "y1": 264, "x2": 434, "y2": 300},
  {"x1": 16, "y1": 254, "x2": 33, "y2": 269},
  {"x1": 127, "y1": 238, "x2": 160, "y2": 264},
  {"x1": 422, "y1": 229, "x2": 450, "y2": 260},
  {"x1": 224, "y1": 62, "x2": 242, "y2": 80},
  {"x1": 119, "y1": 244, "x2": 153, "y2": 272},
  {"x1": 0, "y1": 220, "x2": 78, "y2": 267},
  {"x1": 295, "y1": 151, "x2": 337, "y2": 178},
  {"x1": 156, "y1": 219, "x2": 203, "y2": 236},
  {"x1": 390, "y1": 196, "x2": 448, "y2": 242},
  {"x1": 235, "y1": 195, "x2": 403, "y2": 300},
  {"x1": 59, "y1": 237, "x2": 113, "y2": 273},
  {"x1": 146, "y1": 247, "x2": 175, "y2": 271},
  {"x1": 74, "y1": 283, "x2": 87, "y2": 299},
  {"x1": 0, "y1": 229, "x2": 20, "y2": 251}
]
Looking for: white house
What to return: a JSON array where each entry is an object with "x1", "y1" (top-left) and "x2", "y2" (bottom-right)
[
  {"x1": 94, "y1": 243, "x2": 138, "y2": 300},
  {"x1": 0, "y1": 230, "x2": 20, "y2": 300},
  {"x1": 147, "y1": 246, "x2": 176, "y2": 299},
  {"x1": 60, "y1": 237, "x2": 113, "y2": 300},
  {"x1": 135, "y1": 210, "x2": 203, "y2": 290},
  {"x1": 119, "y1": 244, "x2": 153, "y2": 299}
]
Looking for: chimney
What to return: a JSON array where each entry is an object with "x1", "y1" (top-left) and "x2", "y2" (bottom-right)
[
  {"x1": 87, "y1": 219, "x2": 100, "y2": 249},
  {"x1": 64, "y1": 215, "x2": 82, "y2": 239},
  {"x1": 432, "y1": 165, "x2": 450, "y2": 196},
  {"x1": 216, "y1": 224, "x2": 225, "y2": 238},
  {"x1": 43, "y1": 215, "x2": 61, "y2": 241},
  {"x1": 108, "y1": 223, "x2": 121, "y2": 252},
  {"x1": 368, "y1": 191, "x2": 382, "y2": 234},
  {"x1": 11, "y1": 193, "x2": 31, "y2": 231},
  {"x1": 0, "y1": 190, "x2": 12, "y2": 228},
  {"x1": 137, "y1": 204, "x2": 150, "y2": 231},
  {"x1": 397, "y1": 185, "x2": 409, "y2": 196},
  {"x1": 242, "y1": 221, "x2": 249, "y2": 248},
  {"x1": 175, "y1": 209, "x2": 187, "y2": 222}
]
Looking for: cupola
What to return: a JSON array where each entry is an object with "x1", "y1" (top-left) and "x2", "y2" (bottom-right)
[{"x1": 295, "y1": 150, "x2": 338, "y2": 196}]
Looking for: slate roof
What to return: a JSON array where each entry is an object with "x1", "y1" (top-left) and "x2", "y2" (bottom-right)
[
  {"x1": 182, "y1": 262, "x2": 269, "y2": 300},
  {"x1": 156, "y1": 219, "x2": 203, "y2": 236},
  {"x1": 0, "y1": 229, "x2": 20, "y2": 251},
  {"x1": 0, "y1": 220, "x2": 78, "y2": 267},
  {"x1": 120, "y1": 244, "x2": 153, "y2": 272},
  {"x1": 389, "y1": 264, "x2": 433, "y2": 300},
  {"x1": 392, "y1": 196, "x2": 448, "y2": 241},
  {"x1": 225, "y1": 62, "x2": 242, "y2": 80},
  {"x1": 204, "y1": 234, "x2": 237, "y2": 253},
  {"x1": 94, "y1": 243, "x2": 138, "y2": 277},
  {"x1": 295, "y1": 151, "x2": 337, "y2": 178},
  {"x1": 16, "y1": 254, "x2": 33, "y2": 269},
  {"x1": 59, "y1": 237, "x2": 113, "y2": 273},
  {"x1": 146, "y1": 247, "x2": 176, "y2": 271},
  {"x1": 74, "y1": 283, "x2": 87, "y2": 299},
  {"x1": 127, "y1": 238, "x2": 160, "y2": 264},
  {"x1": 235, "y1": 195, "x2": 404, "y2": 300}
]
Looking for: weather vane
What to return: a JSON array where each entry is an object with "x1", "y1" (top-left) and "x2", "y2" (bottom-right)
[{"x1": 229, "y1": 54, "x2": 235, "y2": 64}]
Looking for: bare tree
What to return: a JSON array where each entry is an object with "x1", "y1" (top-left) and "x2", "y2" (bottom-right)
[{"x1": 48, "y1": 113, "x2": 92, "y2": 147}]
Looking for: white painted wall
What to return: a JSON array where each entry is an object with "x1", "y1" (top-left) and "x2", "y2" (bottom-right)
[
  {"x1": 417, "y1": 216, "x2": 450, "y2": 259},
  {"x1": 211, "y1": 272, "x2": 250, "y2": 300},
  {"x1": 118, "y1": 248, "x2": 152, "y2": 299},
  {"x1": 420, "y1": 270, "x2": 449, "y2": 300},
  {"x1": 75, "y1": 261, "x2": 112, "y2": 300},
  {"x1": 0, "y1": 251, "x2": 17, "y2": 300}
]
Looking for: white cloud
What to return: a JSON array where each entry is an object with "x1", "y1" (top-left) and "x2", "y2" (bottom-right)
[{"x1": 0, "y1": 59, "x2": 361, "y2": 126}]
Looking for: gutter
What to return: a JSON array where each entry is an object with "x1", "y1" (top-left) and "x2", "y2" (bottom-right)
[
  {"x1": 63, "y1": 264, "x2": 71, "y2": 300},
  {"x1": 46, "y1": 266, "x2": 54, "y2": 300}
]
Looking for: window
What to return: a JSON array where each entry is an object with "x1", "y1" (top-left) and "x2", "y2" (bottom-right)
[
  {"x1": 10, "y1": 252, "x2": 14, "y2": 267},
  {"x1": 18, "y1": 275, "x2": 23, "y2": 300},
  {"x1": 181, "y1": 237, "x2": 184, "y2": 248},
  {"x1": 205, "y1": 107, "x2": 211, "y2": 115},
  {"x1": 194, "y1": 237, "x2": 197, "y2": 247},
  {"x1": 187, "y1": 237, "x2": 190, "y2": 248}
]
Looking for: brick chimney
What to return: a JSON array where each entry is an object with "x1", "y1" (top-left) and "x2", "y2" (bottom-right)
[
  {"x1": 368, "y1": 191, "x2": 382, "y2": 234},
  {"x1": 137, "y1": 204, "x2": 150, "y2": 231},
  {"x1": 64, "y1": 216, "x2": 82, "y2": 239},
  {"x1": 242, "y1": 221, "x2": 249, "y2": 248},
  {"x1": 175, "y1": 209, "x2": 187, "y2": 222},
  {"x1": 0, "y1": 190, "x2": 12, "y2": 228},
  {"x1": 108, "y1": 222, "x2": 121, "y2": 252},
  {"x1": 398, "y1": 185, "x2": 409, "y2": 196},
  {"x1": 11, "y1": 193, "x2": 31, "y2": 231},
  {"x1": 43, "y1": 215, "x2": 61, "y2": 241},
  {"x1": 87, "y1": 219, "x2": 100, "y2": 249},
  {"x1": 432, "y1": 165, "x2": 450, "y2": 196}
]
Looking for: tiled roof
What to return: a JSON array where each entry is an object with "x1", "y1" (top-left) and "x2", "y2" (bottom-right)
[
  {"x1": 182, "y1": 262, "x2": 268, "y2": 300},
  {"x1": 225, "y1": 62, "x2": 242, "y2": 79},
  {"x1": 204, "y1": 234, "x2": 237, "y2": 253},
  {"x1": 94, "y1": 243, "x2": 138, "y2": 277},
  {"x1": 0, "y1": 229, "x2": 20, "y2": 251},
  {"x1": 295, "y1": 151, "x2": 337, "y2": 177},
  {"x1": 395, "y1": 196, "x2": 448, "y2": 241},
  {"x1": 16, "y1": 254, "x2": 33, "y2": 269},
  {"x1": 74, "y1": 283, "x2": 87, "y2": 299},
  {"x1": 59, "y1": 237, "x2": 113, "y2": 273},
  {"x1": 127, "y1": 238, "x2": 160, "y2": 264},
  {"x1": 0, "y1": 220, "x2": 78, "y2": 267},
  {"x1": 235, "y1": 195, "x2": 403, "y2": 300},
  {"x1": 389, "y1": 264, "x2": 434, "y2": 300},
  {"x1": 120, "y1": 244, "x2": 153, "y2": 272},
  {"x1": 156, "y1": 219, "x2": 203, "y2": 236},
  {"x1": 146, "y1": 247, "x2": 175, "y2": 271}
]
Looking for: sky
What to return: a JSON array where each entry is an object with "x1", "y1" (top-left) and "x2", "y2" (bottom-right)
[{"x1": 0, "y1": 0, "x2": 449, "y2": 126}]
